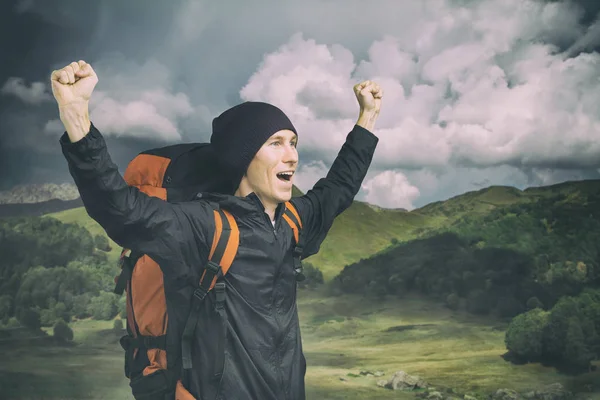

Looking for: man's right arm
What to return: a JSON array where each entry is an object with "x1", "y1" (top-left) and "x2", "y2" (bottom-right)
[
  {"x1": 60, "y1": 120, "x2": 203, "y2": 272},
  {"x1": 51, "y1": 60, "x2": 211, "y2": 275}
]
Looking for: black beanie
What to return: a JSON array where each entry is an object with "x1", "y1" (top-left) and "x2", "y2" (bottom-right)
[{"x1": 210, "y1": 101, "x2": 297, "y2": 188}]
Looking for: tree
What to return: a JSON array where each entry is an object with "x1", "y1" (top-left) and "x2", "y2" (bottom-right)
[
  {"x1": 505, "y1": 308, "x2": 549, "y2": 361},
  {"x1": 87, "y1": 291, "x2": 118, "y2": 320},
  {"x1": 94, "y1": 234, "x2": 111, "y2": 252},
  {"x1": 297, "y1": 262, "x2": 324, "y2": 289},
  {"x1": 18, "y1": 308, "x2": 41, "y2": 331},
  {"x1": 563, "y1": 317, "x2": 594, "y2": 370}
]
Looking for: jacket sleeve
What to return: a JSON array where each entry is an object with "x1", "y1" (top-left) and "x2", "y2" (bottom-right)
[
  {"x1": 289, "y1": 124, "x2": 379, "y2": 258},
  {"x1": 59, "y1": 122, "x2": 212, "y2": 277}
]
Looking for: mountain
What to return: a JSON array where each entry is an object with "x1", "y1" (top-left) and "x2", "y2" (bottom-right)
[
  {"x1": 0, "y1": 183, "x2": 82, "y2": 218},
  {"x1": 0, "y1": 183, "x2": 79, "y2": 204},
  {"x1": 0, "y1": 198, "x2": 84, "y2": 218},
  {"x1": 334, "y1": 178, "x2": 600, "y2": 319},
  {"x1": 37, "y1": 179, "x2": 600, "y2": 282}
]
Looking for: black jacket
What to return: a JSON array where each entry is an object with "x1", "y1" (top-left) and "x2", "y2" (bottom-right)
[{"x1": 60, "y1": 122, "x2": 378, "y2": 400}]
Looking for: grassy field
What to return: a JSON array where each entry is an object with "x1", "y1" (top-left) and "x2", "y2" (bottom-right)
[{"x1": 2, "y1": 289, "x2": 598, "y2": 400}]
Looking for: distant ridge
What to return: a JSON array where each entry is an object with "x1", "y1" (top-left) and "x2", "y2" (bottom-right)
[
  {"x1": 0, "y1": 183, "x2": 79, "y2": 204},
  {"x1": 0, "y1": 197, "x2": 84, "y2": 218}
]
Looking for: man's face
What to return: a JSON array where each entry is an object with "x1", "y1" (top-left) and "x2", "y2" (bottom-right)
[{"x1": 244, "y1": 129, "x2": 298, "y2": 209}]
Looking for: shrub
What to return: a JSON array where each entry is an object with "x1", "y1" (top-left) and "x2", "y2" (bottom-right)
[{"x1": 53, "y1": 320, "x2": 74, "y2": 342}]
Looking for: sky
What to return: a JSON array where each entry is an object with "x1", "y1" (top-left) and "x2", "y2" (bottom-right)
[{"x1": 0, "y1": 0, "x2": 599, "y2": 210}]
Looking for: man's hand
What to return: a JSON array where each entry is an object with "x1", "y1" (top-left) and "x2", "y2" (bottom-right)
[
  {"x1": 50, "y1": 60, "x2": 98, "y2": 143},
  {"x1": 354, "y1": 80, "x2": 383, "y2": 132},
  {"x1": 51, "y1": 60, "x2": 98, "y2": 108},
  {"x1": 354, "y1": 80, "x2": 382, "y2": 114}
]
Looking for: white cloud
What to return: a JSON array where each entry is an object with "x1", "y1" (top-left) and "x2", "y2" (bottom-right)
[
  {"x1": 81, "y1": 57, "x2": 197, "y2": 141},
  {"x1": 239, "y1": 0, "x2": 600, "y2": 207},
  {"x1": 362, "y1": 170, "x2": 421, "y2": 210},
  {"x1": 89, "y1": 89, "x2": 194, "y2": 141},
  {"x1": 293, "y1": 160, "x2": 329, "y2": 194},
  {"x1": 1, "y1": 77, "x2": 52, "y2": 105}
]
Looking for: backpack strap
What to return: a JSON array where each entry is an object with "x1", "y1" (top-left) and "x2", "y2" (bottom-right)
[
  {"x1": 181, "y1": 207, "x2": 239, "y2": 373},
  {"x1": 283, "y1": 201, "x2": 305, "y2": 281},
  {"x1": 113, "y1": 249, "x2": 143, "y2": 295}
]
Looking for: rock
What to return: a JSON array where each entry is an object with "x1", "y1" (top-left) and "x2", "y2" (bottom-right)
[
  {"x1": 427, "y1": 391, "x2": 444, "y2": 400},
  {"x1": 384, "y1": 370, "x2": 428, "y2": 391},
  {"x1": 493, "y1": 389, "x2": 521, "y2": 400},
  {"x1": 360, "y1": 370, "x2": 374, "y2": 376},
  {"x1": 464, "y1": 395, "x2": 478, "y2": 400},
  {"x1": 374, "y1": 371, "x2": 385, "y2": 377},
  {"x1": 534, "y1": 383, "x2": 572, "y2": 400},
  {"x1": 377, "y1": 380, "x2": 388, "y2": 388},
  {"x1": 339, "y1": 377, "x2": 347, "y2": 382}
]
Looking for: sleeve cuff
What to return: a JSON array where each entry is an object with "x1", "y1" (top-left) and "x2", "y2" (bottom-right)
[
  {"x1": 351, "y1": 124, "x2": 379, "y2": 145},
  {"x1": 59, "y1": 121, "x2": 105, "y2": 154}
]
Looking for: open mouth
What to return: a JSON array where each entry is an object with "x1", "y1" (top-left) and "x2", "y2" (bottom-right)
[{"x1": 276, "y1": 171, "x2": 294, "y2": 182}]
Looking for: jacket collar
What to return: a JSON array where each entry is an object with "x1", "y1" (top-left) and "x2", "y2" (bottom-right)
[{"x1": 195, "y1": 191, "x2": 285, "y2": 221}]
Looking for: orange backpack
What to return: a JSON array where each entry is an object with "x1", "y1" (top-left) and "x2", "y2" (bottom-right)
[{"x1": 112, "y1": 142, "x2": 305, "y2": 400}]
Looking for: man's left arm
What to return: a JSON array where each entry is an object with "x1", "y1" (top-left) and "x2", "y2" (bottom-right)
[{"x1": 290, "y1": 113, "x2": 379, "y2": 258}]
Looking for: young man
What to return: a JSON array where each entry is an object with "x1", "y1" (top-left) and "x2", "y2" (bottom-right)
[{"x1": 52, "y1": 60, "x2": 382, "y2": 400}]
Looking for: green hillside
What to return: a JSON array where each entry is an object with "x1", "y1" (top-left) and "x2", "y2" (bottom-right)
[
  {"x1": 335, "y1": 178, "x2": 600, "y2": 316},
  {"x1": 45, "y1": 207, "x2": 122, "y2": 265},
  {"x1": 305, "y1": 202, "x2": 430, "y2": 280},
  {"x1": 44, "y1": 179, "x2": 600, "y2": 281},
  {"x1": 312, "y1": 181, "x2": 600, "y2": 279}
]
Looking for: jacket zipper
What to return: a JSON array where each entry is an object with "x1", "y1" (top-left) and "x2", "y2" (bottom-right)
[{"x1": 262, "y1": 208, "x2": 287, "y2": 399}]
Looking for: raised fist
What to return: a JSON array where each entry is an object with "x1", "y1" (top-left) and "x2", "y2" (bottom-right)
[
  {"x1": 353, "y1": 80, "x2": 383, "y2": 114},
  {"x1": 50, "y1": 60, "x2": 98, "y2": 108}
]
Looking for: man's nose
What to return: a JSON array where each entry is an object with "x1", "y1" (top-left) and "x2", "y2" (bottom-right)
[{"x1": 283, "y1": 144, "x2": 298, "y2": 163}]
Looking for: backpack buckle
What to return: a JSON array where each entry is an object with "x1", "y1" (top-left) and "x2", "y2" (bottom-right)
[
  {"x1": 293, "y1": 245, "x2": 303, "y2": 258},
  {"x1": 194, "y1": 286, "x2": 208, "y2": 301},
  {"x1": 214, "y1": 282, "x2": 226, "y2": 310},
  {"x1": 205, "y1": 260, "x2": 222, "y2": 276}
]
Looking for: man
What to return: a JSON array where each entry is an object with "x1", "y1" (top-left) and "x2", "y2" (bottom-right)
[{"x1": 52, "y1": 60, "x2": 382, "y2": 400}]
